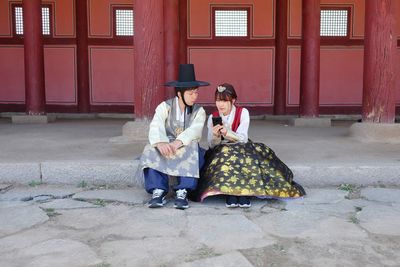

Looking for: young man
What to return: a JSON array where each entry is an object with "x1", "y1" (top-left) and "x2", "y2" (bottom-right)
[{"x1": 140, "y1": 64, "x2": 209, "y2": 209}]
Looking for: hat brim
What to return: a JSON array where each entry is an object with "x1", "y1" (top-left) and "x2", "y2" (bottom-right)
[{"x1": 164, "y1": 80, "x2": 210, "y2": 88}]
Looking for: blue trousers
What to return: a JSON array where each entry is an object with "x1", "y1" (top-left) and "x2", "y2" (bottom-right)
[{"x1": 144, "y1": 147, "x2": 205, "y2": 193}]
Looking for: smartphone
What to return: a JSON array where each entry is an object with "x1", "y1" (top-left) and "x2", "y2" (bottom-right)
[{"x1": 212, "y1": 116, "x2": 223, "y2": 126}]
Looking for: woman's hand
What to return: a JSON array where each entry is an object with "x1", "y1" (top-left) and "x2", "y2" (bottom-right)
[
  {"x1": 219, "y1": 126, "x2": 227, "y2": 136},
  {"x1": 212, "y1": 125, "x2": 224, "y2": 138}
]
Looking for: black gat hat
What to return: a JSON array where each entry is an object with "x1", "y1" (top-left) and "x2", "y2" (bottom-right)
[{"x1": 164, "y1": 64, "x2": 210, "y2": 88}]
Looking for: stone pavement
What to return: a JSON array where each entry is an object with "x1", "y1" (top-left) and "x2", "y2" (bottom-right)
[
  {"x1": 0, "y1": 117, "x2": 400, "y2": 187},
  {"x1": 1, "y1": 116, "x2": 400, "y2": 265},
  {"x1": 1, "y1": 184, "x2": 400, "y2": 266}
]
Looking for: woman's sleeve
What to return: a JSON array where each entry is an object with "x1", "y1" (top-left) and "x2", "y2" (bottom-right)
[
  {"x1": 224, "y1": 108, "x2": 250, "y2": 143},
  {"x1": 176, "y1": 107, "x2": 206, "y2": 146},
  {"x1": 148, "y1": 102, "x2": 170, "y2": 146},
  {"x1": 207, "y1": 115, "x2": 221, "y2": 148}
]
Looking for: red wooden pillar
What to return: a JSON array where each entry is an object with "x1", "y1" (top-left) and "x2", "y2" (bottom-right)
[
  {"x1": 23, "y1": 0, "x2": 46, "y2": 115},
  {"x1": 134, "y1": 0, "x2": 165, "y2": 119},
  {"x1": 299, "y1": 0, "x2": 320, "y2": 117},
  {"x1": 274, "y1": 0, "x2": 288, "y2": 115},
  {"x1": 164, "y1": 0, "x2": 179, "y2": 99},
  {"x1": 76, "y1": 0, "x2": 90, "y2": 113},
  {"x1": 362, "y1": 0, "x2": 397, "y2": 123},
  {"x1": 179, "y1": 0, "x2": 188, "y2": 64}
]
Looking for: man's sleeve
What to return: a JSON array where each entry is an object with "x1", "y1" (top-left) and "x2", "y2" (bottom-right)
[
  {"x1": 148, "y1": 102, "x2": 170, "y2": 146},
  {"x1": 176, "y1": 107, "x2": 206, "y2": 146}
]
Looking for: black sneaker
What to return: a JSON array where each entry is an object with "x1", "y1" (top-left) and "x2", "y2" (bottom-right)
[
  {"x1": 174, "y1": 189, "x2": 189, "y2": 210},
  {"x1": 238, "y1": 196, "x2": 251, "y2": 208},
  {"x1": 147, "y1": 188, "x2": 167, "y2": 208},
  {"x1": 225, "y1": 195, "x2": 239, "y2": 208}
]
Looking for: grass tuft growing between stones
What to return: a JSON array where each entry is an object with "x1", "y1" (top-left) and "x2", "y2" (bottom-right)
[
  {"x1": 338, "y1": 183, "x2": 356, "y2": 193},
  {"x1": 94, "y1": 199, "x2": 106, "y2": 207},
  {"x1": 77, "y1": 180, "x2": 88, "y2": 188},
  {"x1": 43, "y1": 208, "x2": 61, "y2": 217},
  {"x1": 29, "y1": 180, "x2": 42, "y2": 187}
]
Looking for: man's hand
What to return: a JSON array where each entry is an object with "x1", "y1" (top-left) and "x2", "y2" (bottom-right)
[
  {"x1": 170, "y1": 140, "x2": 183, "y2": 153},
  {"x1": 156, "y1": 140, "x2": 183, "y2": 158},
  {"x1": 156, "y1": 142, "x2": 174, "y2": 158}
]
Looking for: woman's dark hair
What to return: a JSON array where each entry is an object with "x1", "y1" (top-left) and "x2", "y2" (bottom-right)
[{"x1": 215, "y1": 83, "x2": 237, "y2": 102}]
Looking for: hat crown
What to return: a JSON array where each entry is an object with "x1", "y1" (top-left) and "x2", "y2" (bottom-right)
[
  {"x1": 164, "y1": 64, "x2": 209, "y2": 88},
  {"x1": 178, "y1": 64, "x2": 196, "y2": 82}
]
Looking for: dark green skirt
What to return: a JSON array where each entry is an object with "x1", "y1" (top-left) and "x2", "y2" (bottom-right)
[{"x1": 198, "y1": 141, "x2": 305, "y2": 201}]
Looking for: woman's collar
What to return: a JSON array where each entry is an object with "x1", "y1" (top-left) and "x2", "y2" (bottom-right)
[{"x1": 221, "y1": 105, "x2": 236, "y2": 121}]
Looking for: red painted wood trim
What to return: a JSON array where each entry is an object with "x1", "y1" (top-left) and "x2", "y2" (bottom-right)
[
  {"x1": 179, "y1": 0, "x2": 188, "y2": 64},
  {"x1": 273, "y1": 0, "x2": 288, "y2": 115},
  {"x1": 288, "y1": 38, "x2": 364, "y2": 46},
  {"x1": 134, "y1": 0, "x2": 165, "y2": 119},
  {"x1": 2, "y1": 104, "x2": 399, "y2": 116},
  {"x1": 187, "y1": 39, "x2": 275, "y2": 46},
  {"x1": 23, "y1": 0, "x2": 46, "y2": 115},
  {"x1": 286, "y1": 106, "x2": 364, "y2": 115},
  {"x1": 186, "y1": 38, "x2": 366, "y2": 47},
  {"x1": 89, "y1": 105, "x2": 134, "y2": 113},
  {"x1": 0, "y1": 38, "x2": 77, "y2": 45},
  {"x1": 362, "y1": 0, "x2": 397, "y2": 123},
  {"x1": 164, "y1": 0, "x2": 179, "y2": 99},
  {"x1": 299, "y1": 0, "x2": 320, "y2": 117},
  {"x1": 76, "y1": 0, "x2": 90, "y2": 113},
  {"x1": 87, "y1": 38, "x2": 133, "y2": 46}
]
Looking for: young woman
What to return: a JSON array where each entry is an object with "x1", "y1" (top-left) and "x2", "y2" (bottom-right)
[{"x1": 198, "y1": 83, "x2": 305, "y2": 208}]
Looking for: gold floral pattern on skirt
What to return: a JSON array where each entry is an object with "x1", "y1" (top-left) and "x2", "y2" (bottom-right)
[{"x1": 198, "y1": 141, "x2": 306, "y2": 201}]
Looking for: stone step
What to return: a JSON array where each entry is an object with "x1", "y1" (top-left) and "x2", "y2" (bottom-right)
[{"x1": 1, "y1": 160, "x2": 400, "y2": 187}]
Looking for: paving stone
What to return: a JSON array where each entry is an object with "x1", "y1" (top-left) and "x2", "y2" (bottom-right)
[
  {"x1": 99, "y1": 238, "x2": 197, "y2": 267},
  {"x1": 253, "y1": 208, "x2": 326, "y2": 238},
  {"x1": 186, "y1": 214, "x2": 275, "y2": 253},
  {"x1": 285, "y1": 239, "x2": 392, "y2": 267},
  {"x1": 288, "y1": 188, "x2": 348, "y2": 205},
  {"x1": 285, "y1": 198, "x2": 367, "y2": 218},
  {"x1": 0, "y1": 204, "x2": 48, "y2": 237},
  {"x1": 95, "y1": 207, "x2": 188, "y2": 239},
  {"x1": 0, "y1": 201, "x2": 31, "y2": 209},
  {"x1": 1, "y1": 239, "x2": 102, "y2": 267},
  {"x1": 177, "y1": 251, "x2": 254, "y2": 267},
  {"x1": 0, "y1": 184, "x2": 13, "y2": 192},
  {"x1": 39, "y1": 199, "x2": 98, "y2": 210},
  {"x1": 54, "y1": 206, "x2": 127, "y2": 230},
  {"x1": 0, "y1": 185, "x2": 82, "y2": 201},
  {"x1": 298, "y1": 217, "x2": 368, "y2": 244},
  {"x1": 72, "y1": 188, "x2": 147, "y2": 204},
  {"x1": 0, "y1": 227, "x2": 62, "y2": 254},
  {"x1": 361, "y1": 187, "x2": 400, "y2": 203},
  {"x1": 57, "y1": 205, "x2": 188, "y2": 238},
  {"x1": 357, "y1": 204, "x2": 400, "y2": 235}
]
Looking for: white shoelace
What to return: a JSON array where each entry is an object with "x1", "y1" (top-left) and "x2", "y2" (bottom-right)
[
  {"x1": 152, "y1": 189, "x2": 164, "y2": 198},
  {"x1": 176, "y1": 189, "x2": 187, "y2": 199}
]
